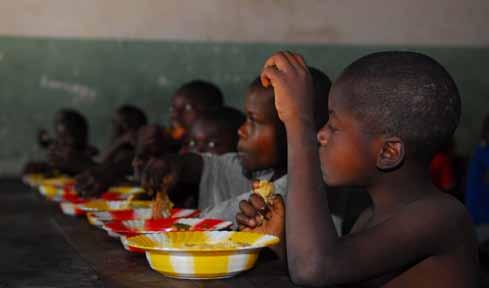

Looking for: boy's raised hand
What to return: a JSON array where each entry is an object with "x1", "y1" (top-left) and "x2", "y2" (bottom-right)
[
  {"x1": 260, "y1": 51, "x2": 315, "y2": 126},
  {"x1": 75, "y1": 167, "x2": 111, "y2": 198},
  {"x1": 236, "y1": 194, "x2": 285, "y2": 239},
  {"x1": 140, "y1": 156, "x2": 180, "y2": 198}
]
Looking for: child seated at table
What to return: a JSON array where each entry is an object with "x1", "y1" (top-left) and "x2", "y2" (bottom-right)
[
  {"x1": 100, "y1": 105, "x2": 147, "y2": 164},
  {"x1": 32, "y1": 109, "x2": 95, "y2": 176},
  {"x1": 168, "y1": 80, "x2": 224, "y2": 148},
  {"x1": 141, "y1": 70, "x2": 344, "y2": 234},
  {"x1": 179, "y1": 106, "x2": 245, "y2": 155},
  {"x1": 173, "y1": 106, "x2": 246, "y2": 208},
  {"x1": 237, "y1": 51, "x2": 478, "y2": 287},
  {"x1": 75, "y1": 105, "x2": 147, "y2": 197},
  {"x1": 23, "y1": 109, "x2": 96, "y2": 176}
]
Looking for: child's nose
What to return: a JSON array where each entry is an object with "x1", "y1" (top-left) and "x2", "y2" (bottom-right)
[
  {"x1": 317, "y1": 127, "x2": 329, "y2": 146},
  {"x1": 237, "y1": 124, "x2": 247, "y2": 139}
]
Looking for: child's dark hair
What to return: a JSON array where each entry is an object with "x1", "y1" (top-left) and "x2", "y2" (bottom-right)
[
  {"x1": 55, "y1": 109, "x2": 89, "y2": 150},
  {"x1": 338, "y1": 51, "x2": 461, "y2": 160},
  {"x1": 117, "y1": 105, "x2": 148, "y2": 131},
  {"x1": 199, "y1": 106, "x2": 245, "y2": 132},
  {"x1": 176, "y1": 80, "x2": 224, "y2": 109},
  {"x1": 197, "y1": 106, "x2": 245, "y2": 144}
]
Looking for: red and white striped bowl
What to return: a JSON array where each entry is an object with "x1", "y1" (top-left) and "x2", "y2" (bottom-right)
[
  {"x1": 103, "y1": 218, "x2": 233, "y2": 238},
  {"x1": 86, "y1": 208, "x2": 199, "y2": 227}
]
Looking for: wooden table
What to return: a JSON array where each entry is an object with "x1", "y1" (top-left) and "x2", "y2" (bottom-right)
[{"x1": 0, "y1": 179, "x2": 298, "y2": 288}]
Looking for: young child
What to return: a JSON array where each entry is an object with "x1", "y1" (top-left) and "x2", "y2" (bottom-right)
[
  {"x1": 466, "y1": 114, "x2": 489, "y2": 244},
  {"x1": 100, "y1": 105, "x2": 148, "y2": 164},
  {"x1": 168, "y1": 80, "x2": 224, "y2": 145},
  {"x1": 23, "y1": 109, "x2": 95, "y2": 176},
  {"x1": 132, "y1": 124, "x2": 171, "y2": 185},
  {"x1": 176, "y1": 106, "x2": 245, "y2": 207},
  {"x1": 141, "y1": 71, "x2": 341, "y2": 231},
  {"x1": 237, "y1": 51, "x2": 478, "y2": 287},
  {"x1": 75, "y1": 105, "x2": 147, "y2": 197},
  {"x1": 179, "y1": 106, "x2": 245, "y2": 155}
]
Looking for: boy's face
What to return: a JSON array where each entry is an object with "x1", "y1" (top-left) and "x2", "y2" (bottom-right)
[
  {"x1": 237, "y1": 89, "x2": 281, "y2": 176},
  {"x1": 49, "y1": 123, "x2": 79, "y2": 168},
  {"x1": 317, "y1": 81, "x2": 381, "y2": 187},
  {"x1": 132, "y1": 126, "x2": 165, "y2": 181},
  {"x1": 186, "y1": 119, "x2": 236, "y2": 155},
  {"x1": 112, "y1": 112, "x2": 126, "y2": 138},
  {"x1": 170, "y1": 93, "x2": 200, "y2": 133}
]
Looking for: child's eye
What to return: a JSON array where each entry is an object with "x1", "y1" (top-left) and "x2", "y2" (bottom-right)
[
  {"x1": 188, "y1": 140, "x2": 196, "y2": 147},
  {"x1": 208, "y1": 141, "x2": 216, "y2": 148},
  {"x1": 327, "y1": 123, "x2": 338, "y2": 132},
  {"x1": 184, "y1": 104, "x2": 193, "y2": 112}
]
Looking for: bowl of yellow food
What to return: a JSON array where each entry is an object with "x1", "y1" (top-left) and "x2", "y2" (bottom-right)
[{"x1": 126, "y1": 231, "x2": 279, "y2": 279}]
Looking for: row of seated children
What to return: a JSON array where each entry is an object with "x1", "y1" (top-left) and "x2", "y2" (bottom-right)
[
  {"x1": 23, "y1": 50, "x2": 479, "y2": 286},
  {"x1": 22, "y1": 80, "x2": 261, "y2": 212},
  {"x1": 142, "y1": 51, "x2": 478, "y2": 287},
  {"x1": 140, "y1": 71, "x2": 345, "y2": 235}
]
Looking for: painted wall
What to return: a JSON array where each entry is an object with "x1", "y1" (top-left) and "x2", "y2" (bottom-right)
[
  {"x1": 1, "y1": 0, "x2": 488, "y2": 45},
  {"x1": 0, "y1": 1, "x2": 488, "y2": 175}
]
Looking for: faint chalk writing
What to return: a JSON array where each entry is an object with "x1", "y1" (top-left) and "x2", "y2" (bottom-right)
[{"x1": 40, "y1": 75, "x2": 97, "y2": 105}]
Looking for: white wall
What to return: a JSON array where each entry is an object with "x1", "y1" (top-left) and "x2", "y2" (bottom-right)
[{"x1": 1, "y1": 0, "x2": 488, "y2": 45}]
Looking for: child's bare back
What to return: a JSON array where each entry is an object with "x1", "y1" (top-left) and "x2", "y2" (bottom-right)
[{"x1": 349, "y1": 190, "x2": 477, "y2": 287}]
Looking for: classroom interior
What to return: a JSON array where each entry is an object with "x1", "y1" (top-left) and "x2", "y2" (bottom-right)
[{"x1": 1, "y1": 1, "x2": 489, "y2": 287}]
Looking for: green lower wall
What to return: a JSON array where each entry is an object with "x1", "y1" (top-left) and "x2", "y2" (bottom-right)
[{"x1": 0, "y1": 36, "x2": 488, "y2": 174}]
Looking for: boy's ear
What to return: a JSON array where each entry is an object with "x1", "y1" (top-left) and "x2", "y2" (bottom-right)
[{"x1": 376, "y1": 137, "x2": 405, "y2": 170}]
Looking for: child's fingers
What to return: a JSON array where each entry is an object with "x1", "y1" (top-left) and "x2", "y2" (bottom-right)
[
  {"x1": 260, "y1": 66, "x2": 284, "y2": 88},
  {"x1": 249, "y1": 193, "x2": 267, "y2": 210},
  {"x1": 236, "y1": 212, "x2": 257, "y2": 228},
  {"x1": 263, "y1": 52, "x2": 294, "y2": 73},
  {"x1": 239, "y1": 199, "x2": 258, "y2": 217},
  {"x1": 237, "y1": 224, "x2": 251, "y2": 232},
  {"x1": 282, "y1": 51, "x2": 304, "y2": 71},
  {"x1": 292, "y1": 53, "x2": 307, "y2": 69},
  {"x1": 249, "y1": 193, "x2": 272, "y2": 220},
  {"x1": 269, "y1": 194, "x2": 286, "y2": 217}
]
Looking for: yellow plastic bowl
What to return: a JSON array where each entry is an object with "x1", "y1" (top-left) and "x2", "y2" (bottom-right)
[
  {"x1": 127, "y1": 231, "x2": 279, "y2": 279},
  {"x1": 40, "y1": 176, "x2": 75, "y2": 187},
  {"x1": 22, "y1": 173, "x2": 45, "y2": 187},
  {"x1": 38, "y1": 177, "x2": 75, "y2": 201},
  {"x1": 79, "y1": 200, "x2": 152, "y2": 212},
  {"x1": 107, "y1": 186, "x2": 145, "y2": 195}
]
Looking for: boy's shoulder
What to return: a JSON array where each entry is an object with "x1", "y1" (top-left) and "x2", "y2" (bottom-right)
[{"x1": 400, "y1": 190, "x2": 474, "y2": 251}]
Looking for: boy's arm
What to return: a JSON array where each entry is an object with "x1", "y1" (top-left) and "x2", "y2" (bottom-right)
[
  {"x1": 141, "y1": 153, "x2": 203, "y2": 194},
  {"x1": 261, "y1": 52, "x2": 472, "y2": 286}
]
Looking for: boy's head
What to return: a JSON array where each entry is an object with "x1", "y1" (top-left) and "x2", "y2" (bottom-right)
[
  {"x1": 49, "y1": 109, "x2": 90, "y2": 170},
  {"x1": 113, "y1": 105, "x2": 148, "y2": 138},
  {"x1": 53, "y1": 109, "x2": 89, "y2": 151},
  {"x1": 170, "y1": 80, "x2": 224, "y2": 138},
  {"x1": 132, "y1": 124, "x2": 170, "y2": 181},
  {"x1": 238, "y1": 69, "x2": 331, "y2": 178},
  {"x1": 318, "y1": 51, "x2": 461, "y2": 187},
  {"x1": 183, "y1": 106, "x2": 245, "y2": 155}
]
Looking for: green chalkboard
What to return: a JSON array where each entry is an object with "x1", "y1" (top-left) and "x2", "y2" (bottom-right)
[{"x1": 0, "y1": 36, "x2": 488, "y2": 174}]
